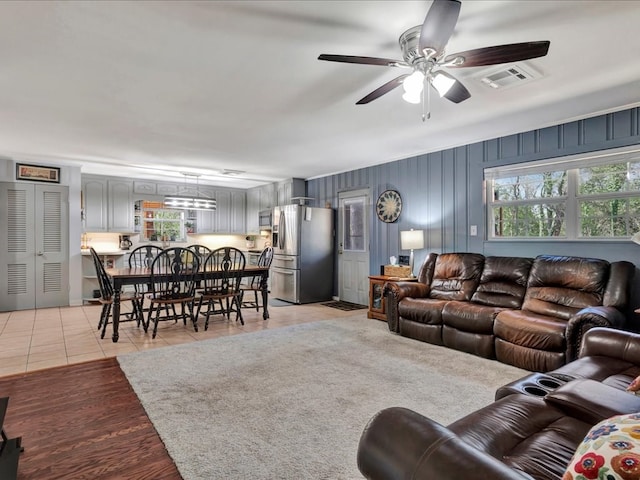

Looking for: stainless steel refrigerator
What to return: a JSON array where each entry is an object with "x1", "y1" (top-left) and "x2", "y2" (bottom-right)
[{"x1": 271, "y1": 204, "x2": 334, "y2": 304}]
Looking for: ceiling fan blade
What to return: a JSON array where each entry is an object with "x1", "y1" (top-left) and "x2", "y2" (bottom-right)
[
  {"x1": 356, "y1": 74, "x2": 409, "y2": 105},
  {"x1": 444, "y1": 41, "x2": 551, "y2": 68},
  {"x1": 318, "y1": 54, "x2": 407, "y2": 68},
  {"x1": 419, "y1": 0, "x2": 461, "y2": 57},
  {"x1": 430, "y1": 70, "x2": 470, "y2": 103}
]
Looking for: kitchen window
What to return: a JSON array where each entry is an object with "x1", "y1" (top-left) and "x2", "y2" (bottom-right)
[
  {"x1": 485, "y1": 146, "x2": 640, "y2": 240},
  {"x1": 135, "y1": 200, "x2": 193, "y2": 241}
]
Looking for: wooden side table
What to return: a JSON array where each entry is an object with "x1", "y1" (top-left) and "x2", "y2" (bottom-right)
[{"x1": 368, "y1": 275, "x2": 417, "y2": 321}]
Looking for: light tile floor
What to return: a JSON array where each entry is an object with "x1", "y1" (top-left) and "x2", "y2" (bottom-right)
[{"x1": 0, "y1": 302, "x2": 369, "y2": 377}]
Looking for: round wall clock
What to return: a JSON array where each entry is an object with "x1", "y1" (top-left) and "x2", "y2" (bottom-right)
[{"x1": 376, "y1": 190, "x2": 402, "y2": 223}]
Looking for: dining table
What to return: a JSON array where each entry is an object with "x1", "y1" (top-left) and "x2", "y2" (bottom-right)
[{"x1": 105, "y1": 265, "x2": 270, "y2": 342}]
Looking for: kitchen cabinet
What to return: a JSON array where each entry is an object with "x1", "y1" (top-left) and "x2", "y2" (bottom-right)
[
  {"x1": 276, "y1": 178, "x2": 305, "y2": 206},
  {"x1": 229, "y1": 190, "x2": 246, "y2": 233},
  {"x1": 133, "y1": 181, "x2": 156, "y2": 195},
  {"x1": 246, "y1": 184, "x2": 276, "y2": 234},
  {"x1": 260, "y1": 183, "x2": 276, "y2": 210},
  {"x1": 197, "y1": 188, "x2": 245, "y2": 234},
  {"x1": 82, "y1": 176, "x2": 133, "y2": 232},
  {"x1": 246, "y1": 187, "x2": 260, "y2": 234},
  {"x1": 83, "y1": 177, "x2": 108, "y2": 232},
  {"x1": 108, "y1": 180, "x2": 134, "y2": 232}
]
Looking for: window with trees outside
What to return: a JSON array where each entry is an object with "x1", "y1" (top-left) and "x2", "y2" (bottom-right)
[
  {"x1": 485, "y1": 146, "x2": 640, "y2": 240},
  {"x1": 135, "y1": 200, "x2": 188, "y2": 242}
]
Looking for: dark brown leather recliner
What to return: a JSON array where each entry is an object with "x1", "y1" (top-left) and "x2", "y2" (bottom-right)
[
  {"x1": 386, "y1": 253, "x2": 485, "y2": 345},
  {"x1": 441, "y1": 256, "x2": 533, "y2": 359},
  {"x1": 357, "y1": 328, "x2": 640, "y2": 480},
  {"x1": 494, "y1": 255, "x2": 634, "y2": 371}
]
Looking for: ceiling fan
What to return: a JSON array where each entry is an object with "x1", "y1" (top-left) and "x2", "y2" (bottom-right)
[{"x1": 318, "y1": 0, "x2": 550, "y2": 120}]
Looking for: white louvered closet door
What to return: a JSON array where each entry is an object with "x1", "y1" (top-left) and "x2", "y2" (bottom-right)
[{"x1": 1, "y1": 182, "x2": 69, "y2": 311}]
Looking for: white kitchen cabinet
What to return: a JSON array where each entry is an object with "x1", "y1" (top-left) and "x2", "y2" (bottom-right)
[
  {"x1": 229, "y1": 190, "x2": 246, "y2": 233},
  {"x1": 246, "y1": 187, "x2": 260, "y2": 234},
  {"x1": 260, "y1": 183, "x2": 276, "y2": 210},
  {"x1": 108, "y1": 180, "x2": 134, "y2": 232},
  {"x1": 83, "y1": 176, "x2": 134, "y2": 232},
  {"x1": 196, "y1": 187, "x2": 216, "y2": 233},
  {"x1": 276, "y1": 178, "x2": 305, "y2": 206},
  {"x1": 83, "y1": 177, "x2": 108, "y2": 232},
  {"x1": 195, "y1": 188, "x2": 245, "y2": 234},
  {"x1": 133, "y1": 181, "x2": 156, "y2": 195}
]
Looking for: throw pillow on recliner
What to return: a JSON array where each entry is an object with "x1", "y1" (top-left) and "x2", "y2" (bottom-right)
[{"x1": 563, "y1": 412, "x2": 640, "y2": 479}]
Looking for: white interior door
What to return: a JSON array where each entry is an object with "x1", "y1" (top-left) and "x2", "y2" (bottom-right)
[
  {"x1": 338, "y1": 189, "x2": 369, "y2": 305},
  {"x1": 1, "y1": 182, "x2": 69, "y2": 311}
]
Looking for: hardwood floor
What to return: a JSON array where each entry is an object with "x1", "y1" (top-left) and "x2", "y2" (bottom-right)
[
  {"x1": 0, "y1": 358, "x2": 181, "y2": 479},
  {"x1": 0, "y1": 303, "x2": 368, "y2": 479}
]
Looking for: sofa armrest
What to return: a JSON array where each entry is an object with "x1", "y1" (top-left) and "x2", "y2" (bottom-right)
[
  {"x1": 576, "y1": 326, "x2": 640, "y2": 364},
  {"x1": 383, "y1": 281, "x2": 430, "y2": 302},
  {"x1": 544, "y1": 379, "x2": 640, "y2": 425},
  {"x1": 357, "y1": 407, "x2": 534, "y2": 480},
  {"x1": 565, "y1": 307, "x2": 627, "y2": 361},
  {"x1": 383, "y1": 282, "x2": 430, "y2": 333}
]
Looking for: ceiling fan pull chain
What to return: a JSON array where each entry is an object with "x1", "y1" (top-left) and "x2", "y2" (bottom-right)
[{"x1": 422, "y1": 76, "x2": 431, "y2": 122}]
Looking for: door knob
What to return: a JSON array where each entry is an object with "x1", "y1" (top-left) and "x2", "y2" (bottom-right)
[{"x1": 37, "y1": 251, "x2": 44, "y2": 256}]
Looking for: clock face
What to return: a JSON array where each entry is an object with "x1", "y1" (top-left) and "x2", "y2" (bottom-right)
[{"x1": 376, "y1": 190, "x2": 402, "y2": 223}]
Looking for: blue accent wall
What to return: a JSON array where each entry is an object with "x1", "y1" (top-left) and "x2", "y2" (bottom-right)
[{"x1": 307, "y1": 107, "x2": 640, "y2": 312}]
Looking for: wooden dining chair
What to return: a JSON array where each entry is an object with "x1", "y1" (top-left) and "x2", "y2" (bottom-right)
[
  {"x1": 240, "y1": 246, "x2": 273, "y2": 311},
  {"x1": 196, "y1": 247, "x2": 246, "y2": 330},
  {"x1": 188, "y1": 244, "x2": 211, "y2": 263},
  {"x1": 128, "y1": 245, "x2": 163, "y2": 324},
  {"x1": 128, "y1": 245, "x2": 163, "y2": 269},
  {"x1": 90, "y1": 247, "x2": 143, "y2": 339},
  {"x1": 147, "y1": 247, "x2": 200, "y2": 339}
]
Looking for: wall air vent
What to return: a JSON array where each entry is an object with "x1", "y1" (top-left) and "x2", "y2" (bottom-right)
[{"x1": 479, "y1": 63, "x2": 540, "y2": 90}]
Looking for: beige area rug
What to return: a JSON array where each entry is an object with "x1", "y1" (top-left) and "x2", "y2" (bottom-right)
[{"x1": 117, "y1": 316, "x2": 528, "y2": 480}]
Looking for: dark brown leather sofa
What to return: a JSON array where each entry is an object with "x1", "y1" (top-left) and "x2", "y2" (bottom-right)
[
  {"x1": 385, "y1": 253, "x2": 635, "y2": 372},
  {"x1": 357, "y1": 327, "x2": 640, "y2": 480}
]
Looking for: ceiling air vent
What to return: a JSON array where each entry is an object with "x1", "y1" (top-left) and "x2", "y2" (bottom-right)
[
  {"x1": 479, "y1": 63, "x2": 539, "y2": 90},
  {"x1": 221, "y1": 169, "x2": 245, "y2": 176}
]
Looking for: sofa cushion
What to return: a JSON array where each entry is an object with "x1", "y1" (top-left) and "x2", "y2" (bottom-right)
[
  {"x1": 522, "y1": 256, "x2": 609, "y2": 319},
  {"x1": 442, "y1": 301, "x2": 503, "y2": 334},
  {"x1": 429, "y1": 253, "x2": 484, "y2": 301},
  {"x1": 471, "y1": 256, "x2": 533, "y2": 308},
  {"x1": 495, "y1": 309, "x2": 567, "y2": 351},
  {"x1": 562, "y1": 412, "x2": 640, "y2": 480},
  {"x1": 398, "y1": 297, "x2": 449, "y2": 325}
]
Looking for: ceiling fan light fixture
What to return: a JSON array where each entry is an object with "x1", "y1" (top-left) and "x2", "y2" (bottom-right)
[
  {"x1": 403, "y1": 70, "x2": 425, "y2": 96},
  {"x1": 431, "y1": 71, "x2": 456, "y2": 97},
  {"x1": 402, "y1": 91, "x2": 422, "y2": 104}
]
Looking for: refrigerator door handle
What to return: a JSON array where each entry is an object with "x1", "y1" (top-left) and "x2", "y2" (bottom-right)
[{"x1": 279, "y1": 210, "x2": 286, "y2": 250}]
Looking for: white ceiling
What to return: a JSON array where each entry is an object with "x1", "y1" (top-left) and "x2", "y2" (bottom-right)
[{"x1": 1, "y1": 1, "x2": 639, "y2": 189}]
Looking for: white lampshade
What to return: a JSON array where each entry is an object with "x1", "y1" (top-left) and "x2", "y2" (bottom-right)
[
  {"x1": 431, "y1": 71, "x2": 456, "y2": 97},
  {"x1": 401, "y1": 229, "x2": 424, "y2": 250},
  {"x1": 632, "y1": 231, "x2": 640, "y2": 245}
]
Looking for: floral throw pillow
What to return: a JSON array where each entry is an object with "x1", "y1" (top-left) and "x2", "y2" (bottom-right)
[{"x1": 562, "y1": 412, "x2": 640, "y2": 480}]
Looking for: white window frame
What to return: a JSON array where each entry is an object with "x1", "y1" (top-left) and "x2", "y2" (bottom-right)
[{"x1": 485, "y1": 145, "x2": 640, "y2": 241}]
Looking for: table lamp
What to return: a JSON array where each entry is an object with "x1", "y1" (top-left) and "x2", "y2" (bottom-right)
[{"x1": 400, "y1": 229, "x2": 424, "y2": 278}]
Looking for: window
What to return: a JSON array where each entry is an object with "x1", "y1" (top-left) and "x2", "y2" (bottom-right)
[
  {"x1": 486, "y1": 146, "x2": 640, "y2": 240},
  {"x1": 134, "y1": 201, "x2": 191, "y2": 241},
  {"x1": 343, "y1": 196, "x2": 366, "y2": 252}
]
